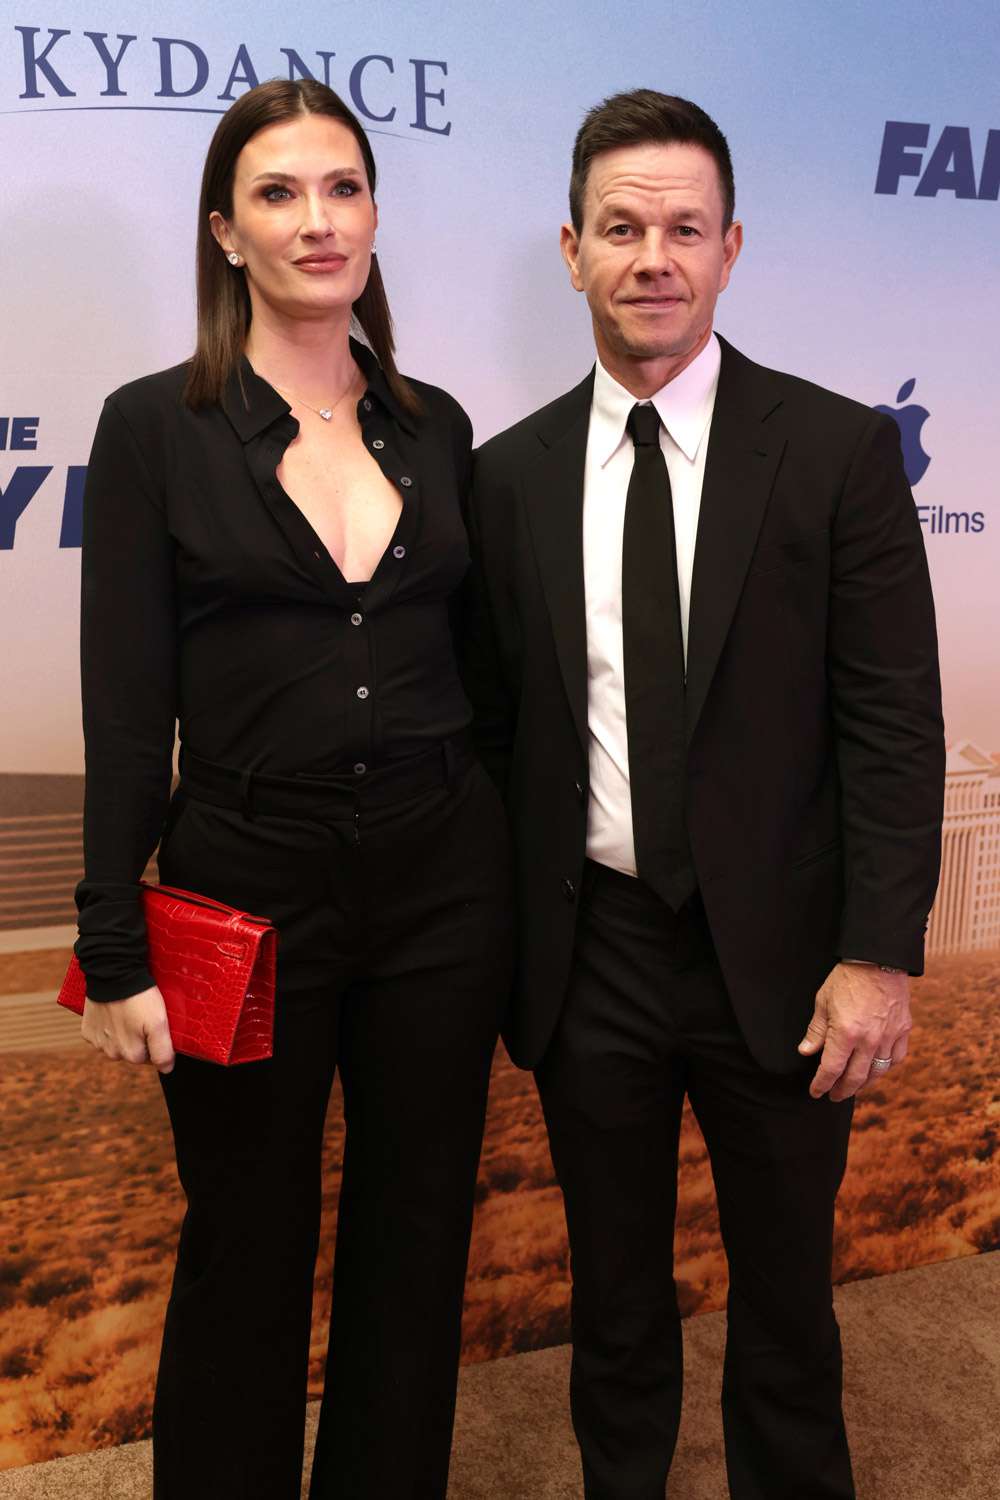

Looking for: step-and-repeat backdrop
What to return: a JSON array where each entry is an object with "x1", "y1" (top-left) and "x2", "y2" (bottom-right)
[{"x1": 2, "y1": 0, "x2": 997, "y2": 1468}]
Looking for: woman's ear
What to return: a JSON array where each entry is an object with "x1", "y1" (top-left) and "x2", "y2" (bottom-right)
[{"x1": 209, "y1": 209, "x2": 237, "y2": 260}]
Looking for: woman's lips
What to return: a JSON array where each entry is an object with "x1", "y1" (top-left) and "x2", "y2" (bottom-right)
[{"x1": 293, "y1": 256, "x2": 347, "y2": 273}]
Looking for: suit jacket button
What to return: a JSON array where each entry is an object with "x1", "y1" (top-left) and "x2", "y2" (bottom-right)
[{"x1": 562, "y1": 878, "x2": 576, "y2": 902}]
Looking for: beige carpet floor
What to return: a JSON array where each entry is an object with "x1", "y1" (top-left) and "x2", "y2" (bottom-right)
[{"x1": 1, "y1": 1253, "x2": 996, "y2": 1499}]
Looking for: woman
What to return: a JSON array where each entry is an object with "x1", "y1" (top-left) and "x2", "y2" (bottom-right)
[{"x1": 75, "y1": 79, "x2": 511, "y2": 1499}]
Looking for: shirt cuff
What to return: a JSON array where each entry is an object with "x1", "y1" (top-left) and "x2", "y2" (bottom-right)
[
  {"x1": 839, "y1": 956, "x2": 906, "y2": 973},
  {"x1": 82, "y1": 967, "x2": 157, "y2": 1003}
]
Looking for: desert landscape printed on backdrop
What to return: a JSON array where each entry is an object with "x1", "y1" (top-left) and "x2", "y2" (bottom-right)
[{"x1": 1, "y1": 944, "x2": 998, "y2": 1469}]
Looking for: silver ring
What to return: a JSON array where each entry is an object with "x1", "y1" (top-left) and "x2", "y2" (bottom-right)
[{"x1": 870, "y1": 1056, "x2": 892, "y2": 1072}]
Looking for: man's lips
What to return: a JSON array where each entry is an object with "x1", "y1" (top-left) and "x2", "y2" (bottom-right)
[{"x1": 623, "y1": 295, "x2": 683, "y2": 309}]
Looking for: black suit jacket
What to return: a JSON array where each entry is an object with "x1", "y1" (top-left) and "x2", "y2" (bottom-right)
[{"x1": 462, "y1": 335, "x2": 945, "y2": 1073}]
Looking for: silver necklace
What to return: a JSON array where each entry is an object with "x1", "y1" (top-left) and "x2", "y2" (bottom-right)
[{"x1": 274, "y1": 368, "x2": 361, "y2": 422}]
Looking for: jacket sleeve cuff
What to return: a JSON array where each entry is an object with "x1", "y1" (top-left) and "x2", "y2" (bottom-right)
[{"x1": 835, "y1": 925, "x2": 926, "y2": 978}]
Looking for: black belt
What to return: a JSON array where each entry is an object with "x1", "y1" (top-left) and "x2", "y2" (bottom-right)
[
  {"x1": 179, "y1": 732, "x2": 475, "y2": 819},
  {"x1": 582, "y1": 857, "x2": 704, "y2": 918}
]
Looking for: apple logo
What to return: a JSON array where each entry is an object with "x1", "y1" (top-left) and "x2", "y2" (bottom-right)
[{"x1": 874, "y1": 378, "x2": 931, "y2": 486}]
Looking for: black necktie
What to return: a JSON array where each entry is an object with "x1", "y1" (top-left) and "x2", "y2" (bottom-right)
[{"x1": 622, "y1": 403, "x2": 696, "y2": 909}]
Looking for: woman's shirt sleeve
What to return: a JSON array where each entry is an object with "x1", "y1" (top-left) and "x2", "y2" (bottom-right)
[{"x1": 73, "y1": 393, "x2": 178, "y2": 1001}]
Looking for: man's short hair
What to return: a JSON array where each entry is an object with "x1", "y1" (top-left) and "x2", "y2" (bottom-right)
[{"x1": 569, "y1": 89, "x2": 735, "y2": 234}]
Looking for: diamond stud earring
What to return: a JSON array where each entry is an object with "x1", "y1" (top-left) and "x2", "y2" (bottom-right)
[
  {"x1": 227, "y1": 252, "x2": 241, "y2": 266},
  {"x1": 370, "y1": 241, "x2": 377, "y2": 253}
]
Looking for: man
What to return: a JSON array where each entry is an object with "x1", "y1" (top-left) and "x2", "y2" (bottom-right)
[{"x1": 463, "y1": 90, "x2": 944, "y2": 1499}]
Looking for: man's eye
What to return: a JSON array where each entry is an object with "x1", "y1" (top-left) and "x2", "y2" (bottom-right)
[
  {"x1": 609, "y1": 224, "x2": 633, "y2": 237},
  {"x1": 676, "y1": 225, "x2": 699, "y2": 237}
]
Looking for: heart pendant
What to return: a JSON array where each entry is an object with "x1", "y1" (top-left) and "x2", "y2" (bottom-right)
[{"x1": 319, "y1": 408, "x2": 332, "y2": 421}]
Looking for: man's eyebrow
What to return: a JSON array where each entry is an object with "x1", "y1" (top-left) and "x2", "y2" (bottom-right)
[
  {"x1": 595, "y1": 198, "x2": 709, "y2": 222},
  {"x1": 595, "y1": 200, "x2": 633, "y2": 220},
  {"x1": 249, "y1": 167, "x2": 364, "y2": 184}
]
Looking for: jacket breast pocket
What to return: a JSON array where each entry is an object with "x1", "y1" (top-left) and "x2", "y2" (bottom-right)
[
  {"x1": 790, "y1": 838, "x2": 841, "y2": 871},
  {"x1": 748, "y1": 525, "x2": 829, "y2": 577}
]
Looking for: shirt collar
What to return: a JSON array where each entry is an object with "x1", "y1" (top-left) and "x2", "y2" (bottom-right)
[
  {"x1": 590, "y1": 332, "x2": 721, "y2": 467},
  {"x1": 221, "y1": 335, "x2": 415, "y2": 443}
]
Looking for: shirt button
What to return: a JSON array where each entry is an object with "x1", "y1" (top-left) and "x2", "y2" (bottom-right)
[
  {"x1": 363, "y1": 399, "x2": 373, "y2": 413},
  {"x1": 575, "y1": 780, "x2": 586, "y2": 804},
  {"x1": 356, "y1": 686, "x2": 370, "y2": 700},
  {"x1": 392, "y1": 545, "x2": 406, "y2": 559},
  {"x1": 354, "y1": 762, "x2": 367, "y2": 775},
  {"x1": 562, "y1": 878, "x2": 576, "y2": 902},
  {"x1": 350, "y1": 611, "x2": 363, "y2": 626},
  {"x1": 372, "y1": 438, "x2": 385, "y2": 450},
  {"x1": 400, "y1": 476, "x2": 413, "y2": 487}
]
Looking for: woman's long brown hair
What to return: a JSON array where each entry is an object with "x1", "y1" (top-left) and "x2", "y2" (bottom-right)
[{"x1": 184, "y1": 78, "x2": 419, "y2": 416}]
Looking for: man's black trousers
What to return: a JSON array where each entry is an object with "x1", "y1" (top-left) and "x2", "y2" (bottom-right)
[
  {"x1": 153, "y1": 751, "x2": 512, "y2": 1499},
  {"x1": 536, "y1": 860, "x2": 856, "y2": 1500}
]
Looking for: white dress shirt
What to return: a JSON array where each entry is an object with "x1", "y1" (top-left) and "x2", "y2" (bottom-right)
[{"x1": 583, "y1": 333, "x2": 721, "y2": 877}]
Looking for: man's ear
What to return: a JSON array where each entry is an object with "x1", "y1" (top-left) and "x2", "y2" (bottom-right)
[
  {"x1": 560, "y1": 222, "x2": 585, "y2": 292},
  {"x1": 718, "y1": 218, "x2": 744, "y2": 292}
]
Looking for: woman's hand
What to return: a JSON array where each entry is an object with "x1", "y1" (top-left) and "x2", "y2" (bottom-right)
[{"x1": 81, "y1": 987, "x2": 176, "y2": 1074}]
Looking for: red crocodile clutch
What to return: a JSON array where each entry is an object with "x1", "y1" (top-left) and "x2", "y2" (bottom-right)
[{"x1": 58, "y1": 883, "x2": 277, "y2": 1065}]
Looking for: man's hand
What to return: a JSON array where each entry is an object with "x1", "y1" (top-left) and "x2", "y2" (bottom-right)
[
  {"x1": 798, "y1": 963, "x2": 912, "y2": 1102},
  {"x1": 81, "y1": 987, "x2": 176, "y2": 1075}
]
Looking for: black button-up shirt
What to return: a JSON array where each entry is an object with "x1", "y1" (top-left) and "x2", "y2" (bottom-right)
[{"x1": 75, "y1": 340, "x2": 474, "y2": 1000}]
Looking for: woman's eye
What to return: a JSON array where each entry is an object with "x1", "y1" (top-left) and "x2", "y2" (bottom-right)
[{"x1": 259, "y1": 180, "x2": 361, "y2": 203}]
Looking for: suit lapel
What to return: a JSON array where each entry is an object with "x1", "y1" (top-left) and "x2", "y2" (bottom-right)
[
  {"x1": 685, "y1": 337, "x2": 787, "y2": 746},
  {"x1": 517, "y1": 344, "x2": 786, "y2": 757},
  {"x1": 522, "y1": 372, "x2": 594, "y2": 753}
]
